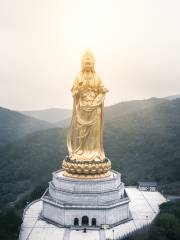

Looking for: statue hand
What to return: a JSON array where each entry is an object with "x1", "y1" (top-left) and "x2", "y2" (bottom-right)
[{"x1": 92, "y1": 93, "x2": 104, "y2": 106}]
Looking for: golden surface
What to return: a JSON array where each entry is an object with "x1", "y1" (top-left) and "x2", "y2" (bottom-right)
[
  {"x1": 63, "y1": 50, "x2": 111, "y2": 178},
  {"x1": 63, "y1": 171, "x2": 110, "y2": 179},
  {"x1": 62, "y1": 158, "x2": 111, "y2": 177}
]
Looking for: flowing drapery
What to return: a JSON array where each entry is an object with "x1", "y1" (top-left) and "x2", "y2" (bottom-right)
[{"x1": 67, "y1": 72, "x2": 108, "y2": 161}]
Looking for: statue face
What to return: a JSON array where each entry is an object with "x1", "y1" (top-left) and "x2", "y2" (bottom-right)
[{"x1": 83, "y1": 59, "x2": 94, "y2": 72}]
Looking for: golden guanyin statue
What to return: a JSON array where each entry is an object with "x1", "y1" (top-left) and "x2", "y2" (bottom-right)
[{"x1": 63, "y1": 50, "x2": 111, "y2": 178}]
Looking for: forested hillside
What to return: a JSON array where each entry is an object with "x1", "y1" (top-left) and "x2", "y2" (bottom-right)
[
  {"x1": 21, "y1": 108, "x2": 71, "y2": 123},
  {"x1": 57, "y1": 98, "x2": 168, "y2": 127},
  {"x1": 104, "y1": 98, "x2": 180, "y2": 189},
  {"x1": 0, "y1": 98, "x2": 180, "y2": 205},
  {"x1": 0, "y1": 107, "x2": 53, "y2": 146},
  {"x1": 0, "y1": 128, "x2": 66, "y2": 204}
]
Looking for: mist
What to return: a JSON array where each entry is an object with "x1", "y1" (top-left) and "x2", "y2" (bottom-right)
[{"x1": 0, "y1": 0, "x2": 180, "y2": 110}]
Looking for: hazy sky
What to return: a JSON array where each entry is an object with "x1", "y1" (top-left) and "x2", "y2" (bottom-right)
[{"x1": 0, "y1": 0, "x2": 180, "y2": 110}]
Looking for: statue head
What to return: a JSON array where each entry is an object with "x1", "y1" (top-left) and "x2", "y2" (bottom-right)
[{"x1": 81, "y1": 50, "x2": 95, "y2": 73}]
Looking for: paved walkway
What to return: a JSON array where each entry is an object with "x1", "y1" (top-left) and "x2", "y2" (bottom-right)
[
  {"x1": 63, "y1": 229, "x2": 70, "y2": 240},
  {"x1": 99, "y1": 229, "x2": 106, "y2": 240}
]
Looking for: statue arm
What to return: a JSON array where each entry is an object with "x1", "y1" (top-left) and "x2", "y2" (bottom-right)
[
  {"x1": 92, "y1": 77, "x2": 108, "y2": 106},
  {"x1": 71, "y1": 76, "x2": 80, "y2": 97},
  {"x1": 98, "y1": 77, "x2": 108, "y2": 94}
]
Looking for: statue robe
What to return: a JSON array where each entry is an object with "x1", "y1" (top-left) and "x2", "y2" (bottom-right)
[{"x1": 67, "y1": 72, "x2": 108, "y2": 161}]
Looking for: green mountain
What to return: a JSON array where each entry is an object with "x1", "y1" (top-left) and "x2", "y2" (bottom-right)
[
  {"x1": 56, "y1": 97, "x2": 167, "y2": 127},
  {"x1": 0, "y1": 107, "x2": 53, "y2": 146},
  {"x1": 21, "y1": 108, "x2": 71, "y2": 123},
  {"x1": 105, "y1": 97, "x2": 167, "y2": 120},
  {"x1": 0, "y1": 98, "x2": 180, "y2": 205},
  {"x1": 165, "y1": 94, "x2": 180, "y2": 100},
  {"x1": 0, "y1": 128, "x2": 66, "y2": 204},
  {"x1": 21, "y1": 97, "x2": 174, "y2": 126},
  {"x1": 104, "y1": 98, "x2": 180, "y2": 188}
]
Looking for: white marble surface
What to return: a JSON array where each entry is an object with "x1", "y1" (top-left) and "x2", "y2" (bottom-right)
[
  {"x1": 105, "y1": 188, "x2": 166, "y2": 239},
  {"x1": 70, "y1": 230, "x2": 99, "y2": 240},
  {"x1": 42, "y1": 169, "x2": 129, "y2": 226},
  {"x1": 52, "y1": 170, "x2": 121, "y2": 193},
  {"x1": 42, "y1": 199, "x2": 129, "y2": 227},
  {"x1": 19, "y1": 188, "x2": 166, "y2": 240},
  {"x1": 19, "y1": 200, "x2": 65, "y2": 240},
  {"x1": 48, "y1": 181, "x2": 125, "y2": 205}
]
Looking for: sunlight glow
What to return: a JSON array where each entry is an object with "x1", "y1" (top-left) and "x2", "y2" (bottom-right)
[{"x1": 0, "y1": 0, "x2": 180, "y2": 110}]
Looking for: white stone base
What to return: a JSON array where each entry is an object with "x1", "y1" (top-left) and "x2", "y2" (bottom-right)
[
  {"x1": 41, "y1": 170, "x2": 130, "y2": 227},
  {"x1": 42, "y1": 200, "x2": 130, "y2": 227},
  {"x1": 19, "y1": 188, "x2": 167, "y2": 240}
]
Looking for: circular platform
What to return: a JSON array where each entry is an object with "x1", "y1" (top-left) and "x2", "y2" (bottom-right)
[
  {"x1": 49, "y1": 170, "x2": 125, "y2": 205},
  {"x1": 52, "y1": 169, "x2": 122, "y2": 192}
]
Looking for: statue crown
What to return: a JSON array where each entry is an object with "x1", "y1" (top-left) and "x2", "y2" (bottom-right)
[{"x1": 81, "y1": 49, "x2": 95, "y2": 63}]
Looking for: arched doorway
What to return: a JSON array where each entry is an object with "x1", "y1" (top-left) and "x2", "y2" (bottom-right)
[
  {"x1": 74, "y1": 218, "x2": 79, "y2": 226},
  {"x1": 82, "y1": 216, "x2": 89, "y2": 226},
  {"x1": 92, "y1": 218, "x2": 96, "y2": 226}
]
